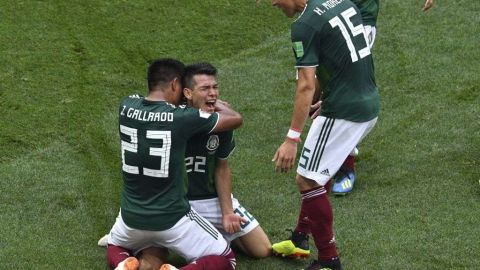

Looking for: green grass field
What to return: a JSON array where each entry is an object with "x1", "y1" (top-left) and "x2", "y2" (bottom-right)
[{"x1": 0, "y1": 1, "x2": 478, "y2": 269}]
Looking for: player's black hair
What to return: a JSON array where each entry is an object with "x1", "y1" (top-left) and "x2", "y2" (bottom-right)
[
  {"x1": 147, "y1": 58, "x2": 185, "y2": 91},
  {"x1": 182, "y1": 62, "x2": 217, "y2": 89}
]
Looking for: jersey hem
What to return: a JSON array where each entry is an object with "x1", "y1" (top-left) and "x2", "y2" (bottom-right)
[
  {"x1": 188, "y1": 195, "x2": 219, "y2": 201},
  {"x1": 217, "y1": 146, "x2": 236, "y2": 160},
  {"x1": 295, "y1": 65, "x2": 319, "y2": 68}
]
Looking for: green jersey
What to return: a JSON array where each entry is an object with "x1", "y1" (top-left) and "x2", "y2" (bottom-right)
[
  {"x1": 118, "y1": 95, "x2": 219, "y2": 230},
  {"x1": 351, "y1": 0, "x2": 379, "y2": 26},
  {"x1": 185, "y1": 131, "x2": 235, "y2": 200},
  {"x1": 292, "y1": 0, "x2": 379, "y2": 122}
]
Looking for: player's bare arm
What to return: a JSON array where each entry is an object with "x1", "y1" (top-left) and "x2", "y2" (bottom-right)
[
  {"x1": 212, "y1": 99, "x2": 243, "y2": 133},
  {"x1": 215, "y1": 159, "x2": 247, "y2": 234},
  {"x1": 309, "y1": 79, "x2": 323, "y2": 119},
  {"x1": 422, "y1": 0, "x2": 433, "y2": 11},
  {"x1": 273, "y1": 67, "x2": 316, "y2": 172}
]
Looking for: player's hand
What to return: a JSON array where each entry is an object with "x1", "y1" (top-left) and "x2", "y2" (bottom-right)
[
  {"x1": 309, "y1": 100, "x2": 322, "y2": 119},
  {"x1": 222, "y1": 213, "x2": 247, "y2": 234},
  {"x1": 422, "y1": 0, "x2": 433, "y2": 11},
  {"x1": 214, "y1": 99, "x2": 230, "y2": 112},
  {"x1": 272, "y1": 139, "x2": 298, "y2": 173}
]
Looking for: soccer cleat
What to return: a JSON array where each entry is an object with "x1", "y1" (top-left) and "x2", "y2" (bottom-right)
[
  {"x1": 97, "y1": 234, "x2": 109, "y2": 247},
  {"x1": 331, "y1": 169, "x2": 356, "y2": 196},
  {"x1": 302, "y1": 257, "x2": 342, "y2": 270},
  {"x1": 159, "y1": 264, "x2": 179, "y2": 270},
  {"x1": 115, "y1": 257, "x2": 139, "y2": 270},
  {"x1": 272, "y1": 230, "x2": 310, "y2": 259},
  {"x1": 351, "y1": 147, "x2": 359, "y2": 157}
]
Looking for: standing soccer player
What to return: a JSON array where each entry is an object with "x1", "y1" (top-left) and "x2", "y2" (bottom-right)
[
  {"x1": 106, "y1": 58, "x2": 242, "y2": 270},
  {"x1": 270, "y1": 1, "x2": 380, "y2": 269}
]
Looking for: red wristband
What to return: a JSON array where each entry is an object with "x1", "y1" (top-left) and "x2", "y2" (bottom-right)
[{"x1": 285, "y1": 136, "x2": 301, "y2": 143}]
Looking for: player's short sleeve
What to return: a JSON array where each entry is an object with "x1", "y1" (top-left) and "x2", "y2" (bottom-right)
[
  {"x1": 291, "y1": 22, "x2": 320, "y2": 67},
  {"x1": 177, "y1": 107, "x2": 219, "y2": 139},
  {"x1": 215, "y1": 131, "x2": 235, "y2": 159}
]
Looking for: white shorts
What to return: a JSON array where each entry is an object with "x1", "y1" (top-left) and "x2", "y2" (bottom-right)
[
  {"x1": 297, "y1": 116, "x2": 377, "y2": 185},
  {"x1": 189, "y1": 196, "x2": 260, "y2": 242},
  {"x1": 364, "y1": 25, "x2": 377, "y2": 49},
  {"x1": 107, "y1": 209, "x2": 231, "y2": 263}
]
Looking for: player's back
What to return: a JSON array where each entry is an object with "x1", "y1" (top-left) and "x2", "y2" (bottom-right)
[
  {"x1": 118, "y1": 95, "x2": 219, "y2": 230},
  {"x1": 292, "y1": 0, "x2": 379, "y2": 122}
]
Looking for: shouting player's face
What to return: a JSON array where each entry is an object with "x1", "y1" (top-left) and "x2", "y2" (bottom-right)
[{"x1": 184, "y1": 74, "x2": 219, "y2": 113}]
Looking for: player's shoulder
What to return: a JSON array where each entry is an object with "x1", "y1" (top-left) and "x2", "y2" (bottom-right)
[
  {"x1": 128, "y1": 94, "x2": 143, "y2": 99},
  {"x1": 174, "y1": 105, "x2": 198, "y2": 117},
  {"x1": 350, "y1": 0, "x2": 364, "y2": 6},
  {"x1": 175, "y1": 106, "x2": 218, "y2": 122},
  {"x1": 352, "y1": 0, "x2": 378, "y2": 6},
  {"x1": 122, "y1": 93, "x2": 143, "y2": 102},
  {"x1": 292, "y1": 0, "x2": 336, "y2": 30},
  {"x1": 120, "y1": 94, "x2": 144, "y2": 106}
]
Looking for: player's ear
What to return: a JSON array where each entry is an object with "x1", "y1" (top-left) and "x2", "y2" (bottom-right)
[
  {"x1": 183, "y1": 87, "x2": 193, "y2": 101},
  {"x1": 171, "y1": 77, "x2": 182, "y2": 92}
]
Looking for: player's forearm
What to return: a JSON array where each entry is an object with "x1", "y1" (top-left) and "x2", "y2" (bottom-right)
[
  {"x1": 422, "y1": 0, "x2": 433, "y2": 11},
  {"x1": 217, "y1": 102, "x2": 240, "y2": 117},
  {"x1": 311, "y1": 79, "x2": 323, "y2": 106},
  {"x1": 289, "y1": 70, "x2": 317, "y2": 132},
  {"x1": 215, "y1": 162, "x2": 234, "y2": 215},
  {"x1": 213, "y1": 100, "x2": 243, "y2": 132}
]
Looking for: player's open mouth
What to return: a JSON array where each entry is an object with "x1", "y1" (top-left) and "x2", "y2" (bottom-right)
[{"x1": 206, "y1": 100, "x2": 216, "y2": 111}]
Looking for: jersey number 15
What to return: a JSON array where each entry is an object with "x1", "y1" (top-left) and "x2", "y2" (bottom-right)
[{"x1": 329, "y1": 7, "x2": 371, "y2": 63}]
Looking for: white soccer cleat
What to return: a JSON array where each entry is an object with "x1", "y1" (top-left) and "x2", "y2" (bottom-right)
[
  {"x1": 115, "y1": 257, "x2": 139, "y2": 270},
  {"x1": 97, "y1": 234, "x2": 109, "y2": 247},
  {"x1": 159, "y1": 264, "x2": 179, "y2": 270}
]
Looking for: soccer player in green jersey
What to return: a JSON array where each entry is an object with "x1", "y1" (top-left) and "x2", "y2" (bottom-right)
[
  {"x1": 182, "y1": 63, "x2": 272, "y2": 259},
  {"x1": 270, "y1": 1, "x2": 380, "y2": 269},
  {"x1": 105, "y1": 58, "x2": 242, "y2": 270},
  {"x1": 130, "y1": 63, "x2": 273, "y2": 270},
  {"x1": 331, "y1": 0, "x2": 434, "y2": 195}
]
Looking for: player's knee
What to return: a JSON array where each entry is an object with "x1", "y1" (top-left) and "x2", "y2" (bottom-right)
[
  {"x1": 250, "y1": 240, "x2": 272, "y2": 259},
  {"x1": 257, "y1": 245, "x2": 273, "y2": 258},
  {"x1": 295, "y1": 174, "x2": 319, "y2": 191},
  {"x1": 138, "y1": 247, "x2": 168, "y2": 270}
]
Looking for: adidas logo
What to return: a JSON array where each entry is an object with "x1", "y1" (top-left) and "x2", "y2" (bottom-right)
[
  {"x1": 342, "y1": 179, "x2": 352, "y2": 189},
  {"x1": 329, "y1": 235, "x2": 336, "y2": 244},
  {"x1": 320, "y1": 168, "x2": 330, "y2": 176}
]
